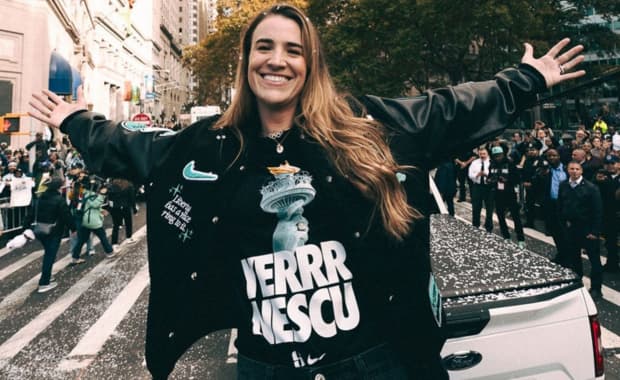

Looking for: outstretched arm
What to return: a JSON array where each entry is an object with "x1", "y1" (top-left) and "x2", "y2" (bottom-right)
[
  {"x1": 27, "y1": 86, "x2": 179, "y2": 182},
  {"x1": 363, "y1": 38, "x2": 585, "y2": 167}
]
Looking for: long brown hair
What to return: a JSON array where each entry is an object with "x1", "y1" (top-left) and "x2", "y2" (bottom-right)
[{"x1": 214, "y1": 4, "x2": 421, "y2": 240}]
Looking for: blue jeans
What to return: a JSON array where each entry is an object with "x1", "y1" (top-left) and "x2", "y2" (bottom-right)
[
  {"x1": 72, "y1": 227, "x2": 113, "y2": 258},
  {"x1": 38, "y1": 234, "x2": 61, "y2": 285},
  {"x1": 70, "y1": 213, "x2": 92, "y2": 253},
  {"x1": 236, "y1": 344, "x2": 408, "y2": 380}
]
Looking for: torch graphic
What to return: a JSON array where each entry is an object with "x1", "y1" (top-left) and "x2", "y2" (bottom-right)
[{"x1": 260, "y1": 162, "x2": 316, "y2": 253}]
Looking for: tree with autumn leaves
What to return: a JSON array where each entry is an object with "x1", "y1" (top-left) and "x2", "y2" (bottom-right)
[
  {"x1": 184, "y1": 0, "x2": 619, "y2": 107},
  {"x1": 182, "y1": 0, "x2": 307, "y2": 106}
]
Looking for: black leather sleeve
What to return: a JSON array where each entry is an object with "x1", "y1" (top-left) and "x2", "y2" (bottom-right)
[
  {"x1": 361, "y1": 65, "x2": 546, "y2": 169},
  {"x1": 60, "y1": 111, "x2": 180, "y2": 183}
]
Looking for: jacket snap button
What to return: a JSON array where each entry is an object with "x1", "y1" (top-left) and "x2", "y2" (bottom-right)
[
  {"x1": 168, "y1": 331, "x2": 175, "y2": 338},
  {"x1": 314, "y1": 374, "x2": 326, "y2": 380},
  {"x1": 353, "y1": 231, "x2": 360, "y2": 238},
  {"x1": 216, "y1": 135, "x2": 221, "y2": 140},
  {"x1": 239, "y1": 165, "x2": 245, "y2": 171},
  {"x1": 190, "y1": 272, "x2": 197, "y2": 280},
  {"x1": 325, "y1": 176, "x2": 333, "y2": 183},
  {"x1": 212, "y1": 216, "x2": 219, "y2": 224}
]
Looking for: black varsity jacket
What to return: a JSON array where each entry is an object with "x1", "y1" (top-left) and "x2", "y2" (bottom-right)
[{"x1": 59, "y1": 64, "x2": 545, "y2": 379}]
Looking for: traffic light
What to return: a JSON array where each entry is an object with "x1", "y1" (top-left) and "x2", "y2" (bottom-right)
[{"x1": 1, "y1": 114, "x2": 20, "y2": 133}]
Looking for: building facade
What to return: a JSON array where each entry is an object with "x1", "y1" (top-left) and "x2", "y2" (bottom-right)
[{"x1": 0, "y1": 0, "x2": 195, "y2": 150}]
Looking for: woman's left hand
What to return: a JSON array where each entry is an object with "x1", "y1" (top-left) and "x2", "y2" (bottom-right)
[{"x1": 521, "y1": 38, "x2": 585, "y2": 88}]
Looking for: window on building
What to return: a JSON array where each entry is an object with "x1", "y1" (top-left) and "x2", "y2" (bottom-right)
[
  {"x1": 0, "y1": 80, "x2": 13, "y2": 114},
  {"x1": 0, "y1": 80, "x2": 13, "y2": 143}
]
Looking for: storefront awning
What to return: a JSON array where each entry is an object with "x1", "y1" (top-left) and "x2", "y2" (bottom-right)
[{"x1": 49, "y1": 52, "x2": 72, "y2": 95}]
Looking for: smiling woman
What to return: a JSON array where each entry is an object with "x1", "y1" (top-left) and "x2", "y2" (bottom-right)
[
  {"x1": 247, "y1": 15, "x2": 307, "y2": 121},
  {"x1": 27, "y1": 3, "x2": 586, "y2": 380}
]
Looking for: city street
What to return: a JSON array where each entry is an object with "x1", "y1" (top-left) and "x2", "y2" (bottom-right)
[
  {"x1": 0, "y1": 201, "x2": 618, "y2": 379},
  {"x1": 1, "y1": 0, "x2": 618, "y2": 379}
]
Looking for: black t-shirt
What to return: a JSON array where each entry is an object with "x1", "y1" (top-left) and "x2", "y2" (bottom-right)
[{"x1": 222, "y1": 130, "x2": 386, "y2": 368}]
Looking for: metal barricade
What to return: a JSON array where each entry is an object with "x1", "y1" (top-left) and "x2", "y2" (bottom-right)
[{"x1": 0, "y1": 197, "x2": 29, "y2": 234}]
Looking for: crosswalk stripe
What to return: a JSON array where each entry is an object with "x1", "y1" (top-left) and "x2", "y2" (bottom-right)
[
  {"x1": 0, "y1": 244, "x2": 15, "y2": 259},
  {"x1": 0, "y1": 228, "x2": 113, "y2": 282},
  {"x1": 57, "y1": 263, "x2": 150, "y2": 371},
  {"x1": 0, "y1": 257, "x2": 120, "y2": 369},
  {"x1": 0, "y1": 253, "x2": 75, "y2": 324},
  {"x1": 0, "y1": 225, "x2": 31, "y2": 259},
  {"x1": 583, "y1": 277, "x2": 620, "y2": 359},
  {"x1": 227, "y1": 329, "x2": 238, "y2": 364},
  {"x1": 0, "y1": 251, "x2": 43, "y2": 281},
  {"x1": 0, "y1": 228, "x2": 118, "y2": 323},
  {"x1": 601, "y1": 325, "x2": 620, "y2": 359},
  {"x1": 0, "y1": 226, "x2": 147, "y2": 370}
]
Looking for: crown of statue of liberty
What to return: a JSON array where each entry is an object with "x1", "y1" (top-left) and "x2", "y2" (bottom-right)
[{"x1": 260, "y1": 162, "x2": 315, "y2": 214}]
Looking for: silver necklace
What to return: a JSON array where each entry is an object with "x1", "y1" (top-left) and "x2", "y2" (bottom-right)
[
  {"x1": 265, "y1": 129, "x2": 292, "y2": 154},
  {"x1": 266, "y1": 130, "x2": 287, "y2": 139}
]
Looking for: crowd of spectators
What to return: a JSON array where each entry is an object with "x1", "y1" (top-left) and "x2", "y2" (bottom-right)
[
  {"x1": 0, "y1": 133, "x2": 140, "y2": 293},
  {"x1": 439, "y1": 113, "x2": 620, "y2": 299},
  {"x1": 0, "y1": 133, "x2": 138, "y2": 247}
]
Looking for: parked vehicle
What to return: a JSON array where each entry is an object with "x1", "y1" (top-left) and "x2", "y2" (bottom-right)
[{"x1": 431, "y1": 214, "x2": 604, "y2": 379}]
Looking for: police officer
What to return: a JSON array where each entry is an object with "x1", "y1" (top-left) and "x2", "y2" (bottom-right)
[
  {"x1": 489, "y1": 145, "x2": 526, "y2": 248},
  {"x1": 519, "y1": 142, "x2": 544, "y2": 227},
  {"x1": 558, "y1": 161, "x2": 603, "y2": 300}
]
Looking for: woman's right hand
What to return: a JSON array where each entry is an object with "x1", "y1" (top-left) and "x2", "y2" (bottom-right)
[{"x1": 28, "y1": 85, "x2": 88, "y2": 129}]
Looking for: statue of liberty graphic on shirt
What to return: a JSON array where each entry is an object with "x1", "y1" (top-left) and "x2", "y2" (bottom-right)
[
  {"x1": 247, "y1": 161, "x2": 359, "y2": 368},
  {"x1": 260, "y1": 162, "x2": 316, "y2": 252}
]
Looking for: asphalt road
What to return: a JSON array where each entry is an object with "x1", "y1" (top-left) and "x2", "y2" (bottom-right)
[
  {"x1": 0, "y1": 204, "x2": 235, "y2": 380},
  {"x1": 0, "y1": 200, "x2": 618, "y2": 379}
]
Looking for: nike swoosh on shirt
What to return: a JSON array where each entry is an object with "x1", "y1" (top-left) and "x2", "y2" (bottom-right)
[
  {"x1": 306, "y1": 353, "x2": 326, "y2": 366},
  {"x1": 182, "y1": 161, "x2": 218, "y2": 181}
]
